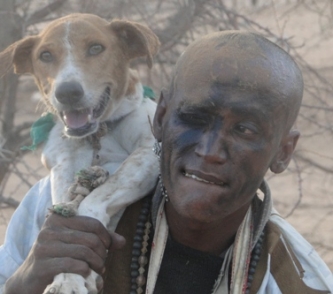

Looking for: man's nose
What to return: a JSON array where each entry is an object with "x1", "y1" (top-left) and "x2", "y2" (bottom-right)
[{"x1": 194, "y1": 130, "x2": 228, "y2": 164}]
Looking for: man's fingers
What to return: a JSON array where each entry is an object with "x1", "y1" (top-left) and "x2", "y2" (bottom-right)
[
  {"x1": 40, "y1": 228, "x2": 108, "y2": 260},
  {"x1": 108, "y1": 231, "x2": 126, "y2": 251},
  {"x1": 39, "y1": 213, "x2": 126, "y2": 274},
  {"x1": 34, "y1": 241, "x2": 106, "y2": 275},
  {"x1": 44, "y1": 214, "x2": 112, "y2": 248}
]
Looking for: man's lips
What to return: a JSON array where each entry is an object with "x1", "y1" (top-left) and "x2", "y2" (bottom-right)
[{"x1": 183, "y1": 170, "x2": 226, "y2": 186}]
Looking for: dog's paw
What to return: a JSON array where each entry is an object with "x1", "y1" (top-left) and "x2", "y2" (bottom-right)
[
  {"x1": 90, "y1": 166, "x2": 109, "y2": 188},
  {"x1": 76, "y1": 166, "x2": 109, "y2": 189},
  {"x1": 51, "y1": 202, "x2": 78, "y2": 217},
  {"x1": 68, "y1": 183, "x2": 90, "y2": 200}
]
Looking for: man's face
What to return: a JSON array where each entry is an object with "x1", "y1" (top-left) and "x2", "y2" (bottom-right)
[{"x1": 154, "y1": 42, "x2": 295, "y2": 224}]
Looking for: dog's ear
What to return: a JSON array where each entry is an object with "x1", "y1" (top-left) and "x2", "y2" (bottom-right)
[
  {"x1": 109, "y1": 20, "x2": 160, "y2": 68},
  {"x1": 0, "y1": 36, "x2": 37, "y2": 77}
]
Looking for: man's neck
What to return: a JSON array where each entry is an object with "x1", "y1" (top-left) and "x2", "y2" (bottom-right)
[{"x1": 164, "y1": 202, "x2": 251, "y2": 256}]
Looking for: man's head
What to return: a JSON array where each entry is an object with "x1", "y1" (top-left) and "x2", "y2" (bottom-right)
[{"x1": 153, "y1": 31, "x2": 303, "y2": 224}]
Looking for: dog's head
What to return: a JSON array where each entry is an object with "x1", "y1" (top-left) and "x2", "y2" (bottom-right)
[{"x1": 0, "y1": 13, "x2": 159, "y2": 137}]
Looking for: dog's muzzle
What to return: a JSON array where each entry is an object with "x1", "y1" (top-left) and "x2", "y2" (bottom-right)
[{"x1": 55, "y1": 82, "x2": 111, "y2": 137}]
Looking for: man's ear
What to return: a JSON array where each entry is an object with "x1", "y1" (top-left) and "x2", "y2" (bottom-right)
[
  {"x1": 270, "y1": 130, "x2": 300, "y2": 174},
  {"x1": 153, "y1": 91, "x2": 168, "y2": 141}
]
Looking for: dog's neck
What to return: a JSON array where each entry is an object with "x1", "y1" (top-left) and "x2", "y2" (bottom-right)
[{"x1": 106, "y1": 72, "x2": 144, "y2": 123}]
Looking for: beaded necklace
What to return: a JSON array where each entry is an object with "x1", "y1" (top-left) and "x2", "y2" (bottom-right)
[
  {"x1": 129, "y1": 196, "x2": 152, "y2": 294},
  {"x1": 129, "y1": 197, "x2": 265, "y2": 294}
]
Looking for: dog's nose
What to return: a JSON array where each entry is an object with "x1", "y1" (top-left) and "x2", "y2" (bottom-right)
[{"x1": 55, "y1": 82, "x2": 84, "y2": 105}]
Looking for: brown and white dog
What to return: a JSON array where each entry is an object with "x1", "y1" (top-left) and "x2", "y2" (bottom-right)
[{"x1": 0, "y1": 13, "x2": 160, "y2": 294}]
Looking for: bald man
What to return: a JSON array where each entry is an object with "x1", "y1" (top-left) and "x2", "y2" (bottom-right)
[{"x1": 1, "y1": 31, "x2": 333, "y2": 294}]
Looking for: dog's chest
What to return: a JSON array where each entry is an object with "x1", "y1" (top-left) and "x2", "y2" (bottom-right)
[
  {"x1": 43, "y1": 121, "x2": 130, "y2": 176},
  {"x1": 90, "y1": 133, "x2": 129, "y2": 174}
]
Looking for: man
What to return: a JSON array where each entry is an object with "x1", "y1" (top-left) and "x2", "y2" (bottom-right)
[{"x1": 1, "y1": 31, "x2": 332, "y2": 294}]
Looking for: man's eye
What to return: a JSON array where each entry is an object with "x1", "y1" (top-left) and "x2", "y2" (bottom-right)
[
  {"x1": 235, "y1": 124, "x2": 258, "y2": 135},
  {"x1": 179, "y1": 113, "x2": 208, "y2": 127},
  {"x1": 88, "y1": 44, "x2": 104, "y2": 56},
  {"x1": 39, "y1": 51, "x2": 53, "y2": 62}
]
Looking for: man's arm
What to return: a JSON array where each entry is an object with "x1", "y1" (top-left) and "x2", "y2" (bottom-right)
[
  {"x1": 0, "y1": 178, "x2": 125, "y2": 294},
  {"x1": 3, "y1": 214, "x2": 125, "y2": 294}
]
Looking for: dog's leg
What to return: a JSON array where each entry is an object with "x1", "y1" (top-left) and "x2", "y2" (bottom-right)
[
  {"x1": 79, "y1": 146, "x2": 159, "y2": 228},
  {"x1": 74, "y1": 146, "x2": 159, "y2": 292},
  {"x1": 43, "y1": 273, "x2": 97, "y2": 294},
  {"x1": 44, "y1": 166, "x2": 110, "y2": 294}
]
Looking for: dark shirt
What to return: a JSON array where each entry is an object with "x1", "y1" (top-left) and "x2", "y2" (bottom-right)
[{"x1": 154, "y1": 236, "x2": 224, "y2": 294}]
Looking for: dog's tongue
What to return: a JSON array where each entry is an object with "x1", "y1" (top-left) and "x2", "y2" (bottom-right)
[{"x1": 63, "y1": 109, "x2": 91, "y2": 129}]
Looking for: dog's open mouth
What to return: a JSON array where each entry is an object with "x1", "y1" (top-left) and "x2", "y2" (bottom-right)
[{"x1": 61, "y1": 87, "x2": 110, "y2": 137}]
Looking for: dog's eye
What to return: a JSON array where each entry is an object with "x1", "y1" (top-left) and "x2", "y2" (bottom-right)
[
  {"x1": 39, "y1": 51, "x2": 53, "y2": 62},
  {"x1": 88, "y1": 44, "x2": 104, "y2": 56}
]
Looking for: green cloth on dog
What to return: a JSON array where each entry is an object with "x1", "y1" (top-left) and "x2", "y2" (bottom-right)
[
  {"x1": 143, "y1": 85, "x2": 155, "y2": 100},
  {"x1": 21, "y1": 112, "x2": 55, "y2": 151}
]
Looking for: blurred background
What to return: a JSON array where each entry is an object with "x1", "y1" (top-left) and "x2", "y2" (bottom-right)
[{"x1": 0, "y1": 0, "x2": 333, "y2": 270}]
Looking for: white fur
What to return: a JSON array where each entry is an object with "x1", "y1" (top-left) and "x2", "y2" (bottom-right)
[
  {"x1": 37, "y1": 20, "x2": 159, "y2": 294},
  {"x1": 42, "y1": 92, "x2": 158, "y2": 294}
]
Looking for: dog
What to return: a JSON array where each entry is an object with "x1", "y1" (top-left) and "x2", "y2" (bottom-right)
[{"x1": 0, "y1": 13, "x2": 160, "y2": 294}]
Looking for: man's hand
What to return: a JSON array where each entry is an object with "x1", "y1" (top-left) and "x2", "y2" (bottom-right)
[{"x1": 3, "y1": 213, "x2": 125, "y2": 294}]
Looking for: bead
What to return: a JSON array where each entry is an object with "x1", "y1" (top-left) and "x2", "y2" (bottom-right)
[
  {"x1": 138, "y1": 255, "x2": 148, "y2": 266},
  {"x1": 247, "y1": 274, "x2": 254, "y2": 282},
  {"x1": 133, "y1": 241, "x2": 142, "y2": 249},
  {"x1": 252, "y1": 254, "x2": 260, "y2": 261},
  {"x1": 141, "y1": 208, "x2": 149, "y2": 215},
  {"x1": 130, "y1": 263, "x2": 139, "y2": 270},
  {"x1": 134, "y1": 235, "x2": 143, "y2": 242},
  {"x1": 130, "y1": 291, "x2": 137, "y2": 294},
  {"x1": 131, "y1": 284, "x2": 137, "y2": 290},
  {"x1": 137, "y1": 287, "x2": 144, "y2": 294},
  {"x1": 131, "y1": 270, "x2": 139, "y2": 278},
  {"x1": 142, "y1": 241, "x2": 148, "y2": 247},
  {"x1": 132, "y1": 249, "x2": 141, "y2": 257},
  {"x1": 136, "y1": 228, "x2": 144, "y2": 235},
  {"x1": 254, "y1": 248, "x2": 261, "y2": 255},
  {"x1": 137, "y1": 222, "x2": 145, "y2": 229},
  {"x1": 139, "y1": 214, "x2": 147, "y2": 221},
  {"x1": 131, "y1": 256, "x2": 138, "y2": 263},
  {"x1": 250, "y1": 260, "x2": 257, "y2": 267},
  {"x1": 136, "y1": 275, "x2": 146, "y2": 286}
]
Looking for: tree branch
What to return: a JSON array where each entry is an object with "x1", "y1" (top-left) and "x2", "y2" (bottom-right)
[
  {"x1": 0, "y1": 195, "x2": 19, "y2": 208},
  {"x1": 25, "y1": 0, "x2": 67, "y2": 27}
]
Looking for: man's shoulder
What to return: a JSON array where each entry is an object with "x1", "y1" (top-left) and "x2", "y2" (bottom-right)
[{"x1": 256, "y1": 215, "x2": 333, "y2": 293}]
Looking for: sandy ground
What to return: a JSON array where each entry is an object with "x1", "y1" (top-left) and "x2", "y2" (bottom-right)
[{"x1": 1, "y1": 1, "x2": 333, "y2": 272}]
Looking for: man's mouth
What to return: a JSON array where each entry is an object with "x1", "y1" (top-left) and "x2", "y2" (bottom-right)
[
  {"x1": 183, "y1": 171, "x2": 226, "y2": 186},
  {"x1": 61, "y1": 87, "x2": 110, "y2": 137}
]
